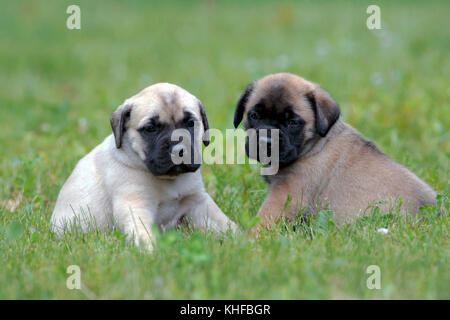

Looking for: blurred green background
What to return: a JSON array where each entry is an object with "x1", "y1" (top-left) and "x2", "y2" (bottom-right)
[{"x1": 0, "y1": 0, "x2": 448, "y2": 299}]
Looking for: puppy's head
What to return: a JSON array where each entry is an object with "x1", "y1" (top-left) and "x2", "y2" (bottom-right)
[
  {"x1": 111, "y1": 83, "x2": 209, "y2": 176},
  {"x1": 234, "y1": 73, "x2": 340, "y2": 168}
]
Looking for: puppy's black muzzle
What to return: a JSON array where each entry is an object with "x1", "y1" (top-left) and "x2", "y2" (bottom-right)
[
  {"x1": 147, "y1": 138, "x2": 200, "y2": 176},
  {"x1": 165, "y1": 163, "x2": 200, "y2": 176}
]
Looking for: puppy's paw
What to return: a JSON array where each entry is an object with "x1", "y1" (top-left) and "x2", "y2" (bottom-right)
[
  {"x1": 228, "y1": 221, "x2": 242, "y2": 235},
  {"x1": 132, "y1": 233, "x2": 155, "y2": 254},
  {"x1": 248, "y1": 224, "x2": 263, "y2": 238},
  {"x1": 136, "y1": 238, "x2": 154, "y2": 254},
  {"x1": 143, "y1": 242, "x2": 154, "y2": 253}
]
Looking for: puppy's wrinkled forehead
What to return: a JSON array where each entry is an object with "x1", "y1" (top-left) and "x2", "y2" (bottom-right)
[
  {"x1": 127, "y1": 83, "x2": 198, "y2": 127},
  {"x1": 247, "y1": 73, "x2": 315, "y2": 114}
]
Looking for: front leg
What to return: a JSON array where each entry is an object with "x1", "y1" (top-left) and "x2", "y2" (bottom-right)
[
  {"x1": 251, "y1": 184, "x2": 299, "y2": 236},
  {"x1": 249, "y1": 194, "x2": 286, "y2": 236},
  {"x1": 113, "y1": 198, "x2": 156, "y2": 252},
  {"x1": 184, "y1": 192, "x2": 238, "y2": 234}
]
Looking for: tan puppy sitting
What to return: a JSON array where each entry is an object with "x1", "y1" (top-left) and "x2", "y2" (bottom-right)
[
  {"x1": 234, "y1": 73, "x2": 436, "y2": 230},
  {"x1": 51, "y1": 83, "x2": 237, "y2": 251}
]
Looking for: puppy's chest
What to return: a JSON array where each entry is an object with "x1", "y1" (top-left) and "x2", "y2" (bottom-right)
[
  {"x1": 150, "y1": 174, "x2": 203, "y2": 227},
  {"x1": 154, "y1": 196, "x2": 187, "y2": 227},
  {"x1": 153, "y1": 186, "x2": 192, "y2": 227}
]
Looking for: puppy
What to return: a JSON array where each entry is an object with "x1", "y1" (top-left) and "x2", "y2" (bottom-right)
[
  {"x1": 51, "y1": 83, "x2": 237, "y2": 251},
  {"x1": 234, "y1": 73, "x2": 436, "y2": 228}
]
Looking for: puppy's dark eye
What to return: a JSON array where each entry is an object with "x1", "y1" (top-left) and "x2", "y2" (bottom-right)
[
  {"x1": 187, "y1": 119, "x2": 195, "y2": 128},
  {"x1": 249, "y1": 112, "x2": 259, "y2": 120},
  {"x1": 287, "y1": 119, "x2": 303, "y2": 128},
  {"x1": 144, "y1": 124, "x2": 158, "y2": 132}
]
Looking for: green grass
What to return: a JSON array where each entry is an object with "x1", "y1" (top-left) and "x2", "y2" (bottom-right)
[{"x1": 0, "y1": 0, "x2": 449, "y2": 299}]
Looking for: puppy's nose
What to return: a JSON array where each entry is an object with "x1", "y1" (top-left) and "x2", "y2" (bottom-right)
[{"x1": 171, "y1": 144, "x2": 186, "y2": 158}]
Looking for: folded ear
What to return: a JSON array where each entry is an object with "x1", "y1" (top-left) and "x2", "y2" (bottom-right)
[
  {"x1": 110, "y1": 103, "x2": 132, "y2": 149},
  {"x1": 198, "y1": 100, "x2": 210, "y2": 146},
  {"x1": 306, "y1": 87, "x2": 340, "y2": 137},
  {"x1": 234, "y1": 82, "x2": 254, "y2": 128}
]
